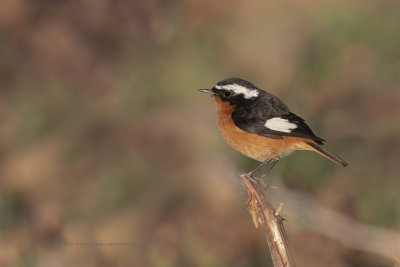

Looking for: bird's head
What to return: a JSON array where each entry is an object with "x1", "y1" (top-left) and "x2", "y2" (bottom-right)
[{"x1": 199, "y1": 78, "x2": 261, "y2": 105}]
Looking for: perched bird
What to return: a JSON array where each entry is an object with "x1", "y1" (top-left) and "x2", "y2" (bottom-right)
[{"x1": 199, "y1": 78, "x2": 347, "y2": 178}]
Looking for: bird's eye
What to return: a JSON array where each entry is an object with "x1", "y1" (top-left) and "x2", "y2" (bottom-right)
[{"x1": 224, "y1": 91, "x2": 231, "y2": 97}]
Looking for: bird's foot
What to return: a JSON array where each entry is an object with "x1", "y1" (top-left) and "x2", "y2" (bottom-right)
[{"x1": 246, "y1": 174, "x2": 267, "y2": 191}]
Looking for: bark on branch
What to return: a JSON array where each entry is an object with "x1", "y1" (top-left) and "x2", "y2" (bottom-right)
[{"x1": 240, "y1": 174, "x2": 295, "y2": 267}]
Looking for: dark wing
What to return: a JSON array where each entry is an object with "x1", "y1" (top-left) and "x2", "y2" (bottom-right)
[
  {"x1": 232, "y1": 94, "x2": 325, "y2": 144},
  {"x1": 279, "y1": 112, "x2": 324, "y2": 144}
]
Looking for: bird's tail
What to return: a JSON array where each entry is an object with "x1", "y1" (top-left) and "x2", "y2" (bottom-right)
[{"x1": 306, "y1": 141, "x2": 347, "y2": 167}]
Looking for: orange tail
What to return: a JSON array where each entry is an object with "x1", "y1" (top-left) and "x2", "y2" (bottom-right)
[{"x1": 306, "y1": 141, "x2": 347, "y2": 167}]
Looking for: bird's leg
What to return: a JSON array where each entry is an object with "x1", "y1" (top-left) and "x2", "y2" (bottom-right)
[
  {"x1": 246, "y1": 159, "x2": 279, "y2": 190},
  {"x1": 260, "y1": 159, "x2": 279, "y2": 180},
  {"x1": 250, "y1": 159, "x2": 280, "y2": 192},
  {"x1": 247, "y1": 159, "x2": 272, "y2": 177}
]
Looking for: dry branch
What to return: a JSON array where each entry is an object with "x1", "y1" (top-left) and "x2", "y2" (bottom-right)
[{"x1": 240, "y1": 174, "x2": 295, "y2": 267}]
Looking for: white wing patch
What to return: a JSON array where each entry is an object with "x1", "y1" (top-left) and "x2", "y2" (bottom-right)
[
  {"x1": 215, "y1": 84, "x2": 259, "y2": 99},
  {"x1": 265, "y1": 117, "x2": 297, "y2": 133}
]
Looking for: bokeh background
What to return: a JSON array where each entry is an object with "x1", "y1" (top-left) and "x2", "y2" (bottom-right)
[{"x1": 1, "y1": 0, "x2": 400, "y2": 266}]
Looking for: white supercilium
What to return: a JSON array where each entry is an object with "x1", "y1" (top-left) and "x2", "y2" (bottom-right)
[{"x1": 215, "y1": 84, "x2": 259, "y2": 99}]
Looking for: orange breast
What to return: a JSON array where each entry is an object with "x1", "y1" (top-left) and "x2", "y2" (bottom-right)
[{"x1": 213, "y1": 96, "x2": 311, "y2": 162}]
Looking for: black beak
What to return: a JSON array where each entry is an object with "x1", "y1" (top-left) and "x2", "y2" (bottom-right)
[{"x1": 198, "y1": 89, "x2": 214, "y2": 95}]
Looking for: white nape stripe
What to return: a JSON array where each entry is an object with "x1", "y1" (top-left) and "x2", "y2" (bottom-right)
[
  {"x1": 215, "y1": 84, "x2": 259, "y2": 99},
  {"x1": 265, "y1": 117, "x2": 297, "y2": 133}
]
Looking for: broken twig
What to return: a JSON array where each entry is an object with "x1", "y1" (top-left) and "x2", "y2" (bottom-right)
[{"x1": 241, "y1": 174, "x2": 295, "y2": 267}]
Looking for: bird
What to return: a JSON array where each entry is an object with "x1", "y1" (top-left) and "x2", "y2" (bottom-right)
[{"x1": 199, "y1": 77, "x2": 347, "y2": 178}]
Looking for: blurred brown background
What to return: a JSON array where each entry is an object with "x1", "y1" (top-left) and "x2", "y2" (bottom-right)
[{"x1": 1, "y1": 0, "x2": 400, "y2": 266}]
